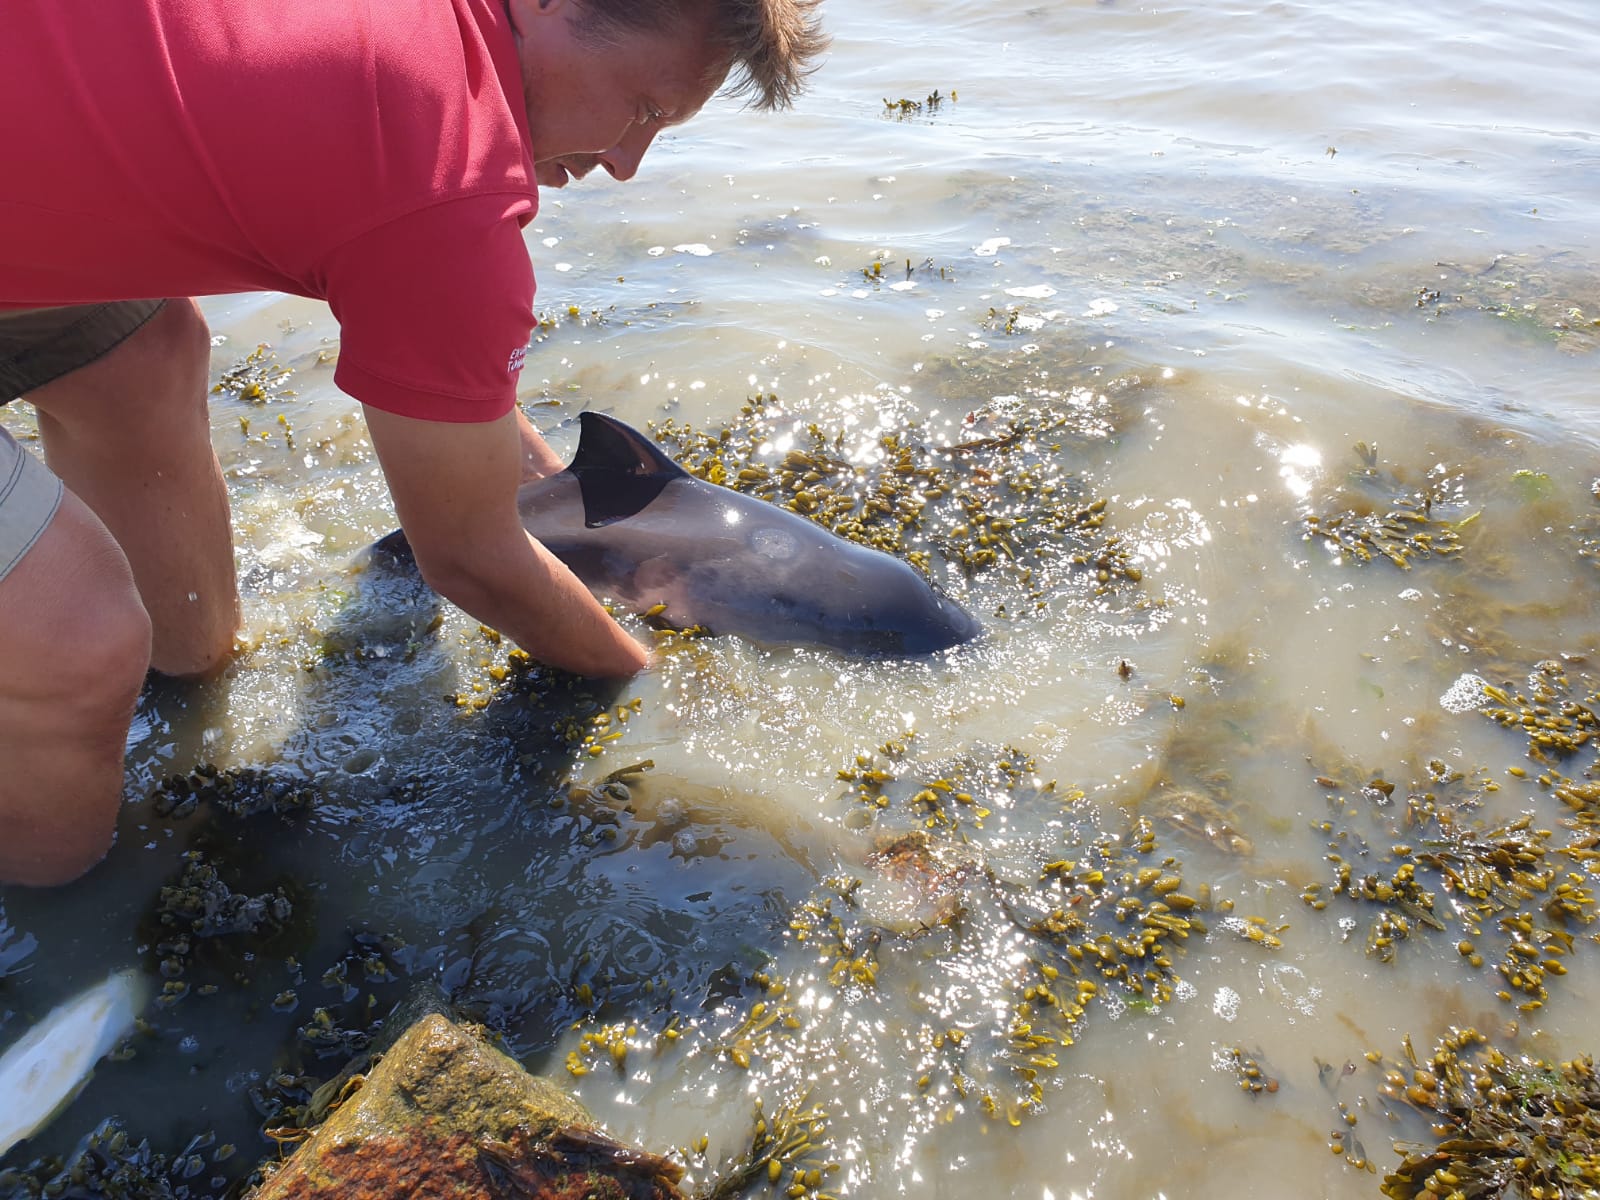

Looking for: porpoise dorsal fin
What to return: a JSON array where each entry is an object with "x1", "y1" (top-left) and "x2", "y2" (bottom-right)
[{"x1": 567, "y1": 411, "x2": 690, "y2": 528}]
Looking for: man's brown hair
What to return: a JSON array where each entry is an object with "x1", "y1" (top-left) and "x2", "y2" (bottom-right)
[{"x1": 575, "y1": 0, "x2": 828, "y2": 112}]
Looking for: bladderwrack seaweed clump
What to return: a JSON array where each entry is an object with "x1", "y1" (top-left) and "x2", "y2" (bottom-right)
[
  {"x1": 1302, "y1": 443, "x2": 1470, "y2": 570},
  {"x1": 648, "y1": 386, "x2": 1146, "y2": 616}
]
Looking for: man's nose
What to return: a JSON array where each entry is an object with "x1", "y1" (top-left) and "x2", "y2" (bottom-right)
[{"x1": 600, "y1": 123, "x2": 657, "y2": 182}]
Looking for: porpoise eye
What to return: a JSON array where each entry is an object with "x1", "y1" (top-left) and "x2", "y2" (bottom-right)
[{"x1": 748, "y1": 528, "x2": 798, "y2": 560}]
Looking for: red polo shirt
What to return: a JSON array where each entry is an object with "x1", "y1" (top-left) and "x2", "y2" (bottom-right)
[{"x1": 0, "y1": 0, "x2": 539, "y2": 422}]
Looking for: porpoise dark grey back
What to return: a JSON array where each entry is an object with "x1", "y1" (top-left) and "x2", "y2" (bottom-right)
[{"x1": 513, "y1": 412, "x2": 980, "y2": 656}]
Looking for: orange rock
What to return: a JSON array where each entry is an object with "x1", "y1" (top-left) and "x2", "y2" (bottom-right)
[{"x1": 251, "y1": 1013, "x2": 683, "y2": 1200}]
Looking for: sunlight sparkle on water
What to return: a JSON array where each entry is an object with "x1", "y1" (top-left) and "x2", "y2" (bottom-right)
[{"x1": 1278, "y1": 442, "x2": 1322, "y2": 499}]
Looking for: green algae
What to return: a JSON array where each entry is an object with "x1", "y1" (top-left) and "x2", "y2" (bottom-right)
[
  {"x1": 922, "y1": 164, "x2": 1600, "y2": 355},
  {"x1": 1378, "y1": 253, "x2": 1600, "y2": 354}
]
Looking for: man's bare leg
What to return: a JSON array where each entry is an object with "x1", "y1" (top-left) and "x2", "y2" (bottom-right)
[
  {"x1": 0, "y1": 490, "x2": 152, "y2": 885},
  {"x1": 28, "y1": 299, "x2": 238, "y2": 677}
]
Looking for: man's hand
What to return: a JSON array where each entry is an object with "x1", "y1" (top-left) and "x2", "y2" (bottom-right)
[{"x1": 363, "y1": 406, "x2": 649, "y2": 677}]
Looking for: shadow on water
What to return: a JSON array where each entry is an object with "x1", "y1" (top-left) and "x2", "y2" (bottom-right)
[{"x1": 0, "y1": 540, "x2": 821, "y2": 1194}]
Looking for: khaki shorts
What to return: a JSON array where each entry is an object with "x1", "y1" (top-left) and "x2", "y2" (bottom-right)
[
  {"x1": 0, "y1": 425, "x2": 62, "y2": 583},
  {"x1": 0, "y1": 300, "x2": 164, "y2": 582},
  {"x1": 0, "y1": 300, "x2": 166, "y2": 402}
]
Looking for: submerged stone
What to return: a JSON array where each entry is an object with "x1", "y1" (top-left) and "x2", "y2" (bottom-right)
[{"x1": 250, "y1": 1013, "x2": 684, "y2": 1200}]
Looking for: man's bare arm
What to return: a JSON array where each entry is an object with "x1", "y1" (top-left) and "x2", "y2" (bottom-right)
[
  {"x1": 363, "y1": 406, "x2": 648, "y2": 677},
  {"x1": 515, "y1": 405, "x2": 567, "y2": 482}
]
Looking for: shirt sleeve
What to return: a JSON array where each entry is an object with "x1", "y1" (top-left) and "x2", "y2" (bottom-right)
[{"x1": 318, "y1": 192, "x2": 537, "y2": 423}]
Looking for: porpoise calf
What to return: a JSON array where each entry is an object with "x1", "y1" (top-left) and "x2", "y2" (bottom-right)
[{"x1": 514, "y1": 412, "x2": 980, "y2": 656}]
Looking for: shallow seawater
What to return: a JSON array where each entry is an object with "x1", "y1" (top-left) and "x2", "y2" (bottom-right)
[{"x1": 3, "y1": 1, "x2": 1598, "y2": 1196}]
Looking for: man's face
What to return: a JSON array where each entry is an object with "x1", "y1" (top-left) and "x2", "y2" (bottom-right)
[{"x1": 512, "y1": 0, "x2": 730, "y2": 189}]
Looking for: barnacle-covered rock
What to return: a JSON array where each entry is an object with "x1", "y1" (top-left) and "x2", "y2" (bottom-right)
[{"x1": 250, "y1": 1013, "x2": 685, "y2": 1200}]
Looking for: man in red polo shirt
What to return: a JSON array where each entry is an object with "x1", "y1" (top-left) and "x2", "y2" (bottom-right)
[{"x1": 0, "y1": 0, "x2": 827, "y2": 885}]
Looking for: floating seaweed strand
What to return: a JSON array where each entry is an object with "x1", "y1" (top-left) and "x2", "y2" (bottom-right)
[
  {"x1": 1302, "y1": 445, "x2": 1469, "y2": 570},
  {"x1": 1303, "y1": 495, "x2": 1464, "y2": 569},
  {"x1": 688, "y1": 1094, "x2": 839, "y2": 1200},
  {"x1": 1479, "y1": 660, "x2": 1600, "y2": 767},
  {"x1": 212, "y1": 343, "x2": 295, "y2": 405}
]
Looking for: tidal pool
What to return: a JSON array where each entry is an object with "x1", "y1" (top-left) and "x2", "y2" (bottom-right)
[{"x1": 3, "y1": 1, "x2": 1598, "y2": 1197}]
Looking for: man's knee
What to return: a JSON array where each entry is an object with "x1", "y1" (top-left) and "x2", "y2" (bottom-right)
[
  {"x1": 29, "y1": 298, "x2": 212, "y2": 431},
  {"x1": 0, "y1": 593, "x2": 149, "y2": 888},
  {"x1": 133, "y1": 298, "x2": 211, "y2": 390},
  {"x1": 16, "y1": 502, "x2": 153, "y2": 694},
  {"x1": 0, "y1": 500, "x2": 150, "y2": 887},
  {"x1": 0, "y1": 800, "x2": 124, "y2": 887},
  {"x1": 104, "y1": 298, "x2": 212, "y2": 423},
  {"x1": 54, "y1": 571, "x2": 155, "y2": 712}
]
